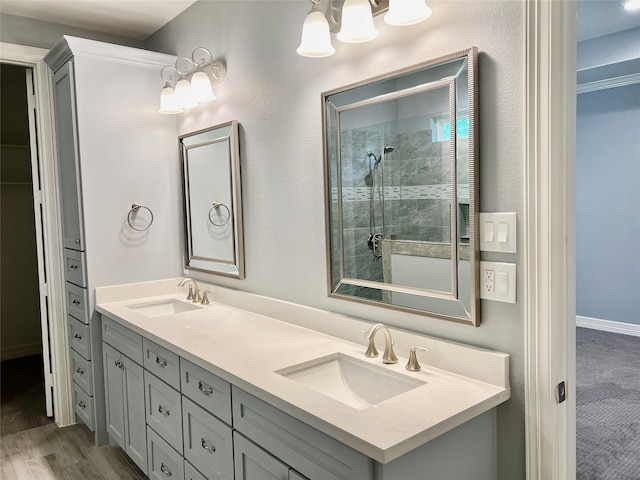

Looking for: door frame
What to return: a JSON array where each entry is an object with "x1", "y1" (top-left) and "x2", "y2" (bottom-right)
[
  {"x1": 524, "y1": 1, "x2": 576, "y2": 479},
  {"x1": 1, "y1": 42, "x2": 73, "y2": 427}
]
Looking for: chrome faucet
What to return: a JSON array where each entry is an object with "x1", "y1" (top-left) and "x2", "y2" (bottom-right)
[
  {"x1": 178, "y1": 278, "x2": 201, "y2": 303},
  {"x1": 365, "y1": 323, "x2": 398, "y2": 364}
]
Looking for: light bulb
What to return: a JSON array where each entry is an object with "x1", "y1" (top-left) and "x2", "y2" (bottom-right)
[
  {"x1": 297, "y1": 4, "x2": 335, "y2": 57},
  {"x1": 337, "y1": 0, "x2": 378, "y2": 44},
  {"x1": 175, "y1": 75, "x2": 198, "y2": 109},
  {"x1": 191, "y1": 70, "x2": 216, "y2": 102},
  {"x1": 385, "y1": 0, "x2": 432, "y2": 26},
  {"x1": 158, "y1": 83, "x2": 183, "y2": 114}
]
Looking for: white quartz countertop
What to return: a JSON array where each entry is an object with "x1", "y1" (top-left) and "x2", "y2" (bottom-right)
[{"x1": 96, "y1": 284, "x2": 510, "y2": 464}]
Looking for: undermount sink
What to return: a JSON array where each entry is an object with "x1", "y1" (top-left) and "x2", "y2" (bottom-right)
[
  {"x1": 277, "y1": 353, "x2": 426, "y2": 410},
  {"x1": 126, "y1": 298, "x2": 202, "y2": 317}
]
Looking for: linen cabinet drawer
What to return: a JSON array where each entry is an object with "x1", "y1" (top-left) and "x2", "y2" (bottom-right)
[
  {"x1": 182, "y1": 397, "x2": 233, "y2": 480},
  {"x1": 144, "y1": 338, "x2": 180, "y2": 390},
  {"x1": 145, "y1": 371, "x2": 183, "y2": 453},
  {"x1": 185, "y1": 461, "x2": 208, "y2": 480},
  {"x1": 63, "y1": 248, "x2": 87, "y2": 287},
  {"x1": 66, "y1": 283, "x2": 88, "y2": 324},
  {"x1": 147, "y1": 426, "x2": 185, "y2": 480},
  {"x1": 72, "y1": 382, "x2": 94, "y2": 431},
  {"x1": 71, "y1": 350, "x2": 93, "y2": 395},
  {"x1": 102, "y1": 315, "x2": 143, "y2": 364},
  {"x1": 68, "y1": 316, "x2": 90, "y2": 359},
  {"x1": 181, "y1": 358, "x2": 232, "y2": 425}
]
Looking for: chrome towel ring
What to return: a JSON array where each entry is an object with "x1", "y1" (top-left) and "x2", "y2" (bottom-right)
[
  {"x1": 208, "y1": 201, "x2": 231, "y2": 226},
  {"x1": 127, "y1": 202, "x2": 154, "y2": 231}
]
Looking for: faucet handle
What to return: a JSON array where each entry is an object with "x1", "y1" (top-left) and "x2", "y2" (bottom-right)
[
  {"x1": 405, "y1": 346, "x2": 429, "y2": 372},
  {"x1": 201, "y1": 290, "x2": 211, "y2": 305},
  {"x1": 186, "y1": 284, "x2": 195, "y2": 301},
  {"x1": 358, "y1": 330, "x2": 379, "y2": 358}
]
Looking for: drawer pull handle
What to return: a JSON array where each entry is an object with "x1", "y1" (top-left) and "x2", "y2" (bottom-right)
[
  {"x1": 198, "y1": 381, "x2": 213, "y2": 395},
  {"x1": 115, "y1": 360, "x2": 123, "y2": 369},
  {"x1": 75, "y1": 239, "x2": 80, "y2": 245},
  {"x1": 78, "y1": 401, "x2": 86, "y2": 409},
  {"x1": 158, "y1": 405, "x2": 170, "y2": 416},
  {"x1": 201, "y1": 438, "x2": 216, "y2": 453},
  {"x1": 70, "y1": 264, "x2": 78, "y2": 270},
  {"x1": 160, "y1": 463, "x2": 172, "y2": 477},
  {"x1": 76, "y1": 367, "x2": 84, "y2": 375},
  {"x1": 72, "y1": 299, "x2": 80, "y2": 305},
  {"x1": 155, "y1": 357, "x2": 168, "y2": 367},
  {"x1": 74, "y1": 334, "x2": 82, "y2": 340}
]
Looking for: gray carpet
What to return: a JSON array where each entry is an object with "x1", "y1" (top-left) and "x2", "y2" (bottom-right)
[{"x1": 577, "y1": 327, "x2": 640, "y2": 480}]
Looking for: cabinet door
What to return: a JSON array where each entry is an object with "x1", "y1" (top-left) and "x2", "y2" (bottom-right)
[
  {"x1": 103, "y1": 343, "x2": 125, "y2": 448},
  {"x1": 233, "y1": 432, "x2": 289, "y2": 480},
  {"x1": 52, "y1": 60, "x2": 85, "y2": 251},
  {"x1": 122, "y1": 356, "x2": 147, "y2": 474}
]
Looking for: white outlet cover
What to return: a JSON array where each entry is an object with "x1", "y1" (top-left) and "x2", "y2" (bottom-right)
[{"x1": 480, "y1": 261, "x2": 516, "y2": 303}]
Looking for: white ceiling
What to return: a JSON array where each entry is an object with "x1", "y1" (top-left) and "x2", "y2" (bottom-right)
[
  {"x1": 1, "y1": 0, "x2": 638, "y2": 43},
  {"x1": 0, "y1": 0, "x2": 197, "y2": 40}
]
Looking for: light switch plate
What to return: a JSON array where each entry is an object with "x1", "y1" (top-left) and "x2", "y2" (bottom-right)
[
  {"x1": 479, "y1": 212, "x2": 517, "y2": 253},
  {"x1": 480, "y1": 261, "x2": 516, "y2": 303}
]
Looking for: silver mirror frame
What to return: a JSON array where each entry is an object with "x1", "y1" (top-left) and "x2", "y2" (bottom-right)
[
  {"x1": 179, "y1": 120, "x2": 245, "y2": 279},
  {"x1": 322, "y1": 47, "x2": 479, "y2": 326}
]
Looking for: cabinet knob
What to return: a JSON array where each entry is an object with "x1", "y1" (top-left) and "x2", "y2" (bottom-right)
[
  {"x1": 201, "y1": 437, "x2": 216, "y2": 453},
  {"x1": 75, "y1": 239, "x2": 80, "y2": 245},
  {"x1": 155, "y1": 357, "x2": 168, "y2": 368},
  {"x1": 160, "y1": 463, "x2": 172, "y2": 477},
  {"x1": 158, "y1": 405, "x2": 170, "y2": 417},
  {"x1": 78, "y1": 401, "x2": 86, "y2": 409},
  {"x1": 76, "y1": 367, "x2": 84, "y2": 375},
  {"x1": 198, "y1": 381, "x2": 214, "y2": 395}
]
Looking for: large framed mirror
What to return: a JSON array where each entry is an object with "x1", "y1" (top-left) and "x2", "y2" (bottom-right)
[
  {"x1": 179, "y1": 120, "x2": 245, "y2": 279},
  {"x1": 323, "y1": 47, "x2": 478, "y2": 325}
]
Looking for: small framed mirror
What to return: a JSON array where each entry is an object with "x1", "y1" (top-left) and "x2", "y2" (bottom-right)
[
  {"x1": 323, "y1": 47, "x2": 478, "y2": 325},
  {"x1": 179, "y1": 120, "x2": 245, "y2": 279}
]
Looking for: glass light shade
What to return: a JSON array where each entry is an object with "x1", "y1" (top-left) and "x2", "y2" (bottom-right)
[
  {"x1": 337, "y1": 0, "x2": 379, "y2": 43},
  {"x1": 385, "y1": 0, "x2": 432, "y2": 26},
  {"x1": 297, "y1": 8, "x2": 335, "y2": 57},
  {"x1": 191, "y1": 70, "x2": 216, "y2": 102},
  {"x1": 158, "y1": 84, "x2": 183, "y2": 114},
  {"x1": 175, "y1": 76, "x2": 198, "y2": 109}
]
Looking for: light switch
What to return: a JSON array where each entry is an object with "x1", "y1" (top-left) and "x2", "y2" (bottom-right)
[
  {"x1": 480, "y1": 213, "x2": 517, "y2": 253},
  {"x1": 496, "y1": 271, "x2": 509, "y2": 295}
]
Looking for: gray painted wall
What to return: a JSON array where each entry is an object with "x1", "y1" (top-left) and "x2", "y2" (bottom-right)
[
  {"x1": 577, "y1": 27, "x2": 640, "y2": 71},
  {"x1": 0, "y1": 13, "x2": 142, "y2": 49},
  {"x1": 576, "y1": 83, "x2": 640, "y2": 325},
  {"x1": 146, "y1": 1, "x2": 525, "y2": 478}
]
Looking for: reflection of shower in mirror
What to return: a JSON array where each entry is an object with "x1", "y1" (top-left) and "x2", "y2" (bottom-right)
[{"x1": 366, "y1": 146, "x2": 395, "y2": 259}]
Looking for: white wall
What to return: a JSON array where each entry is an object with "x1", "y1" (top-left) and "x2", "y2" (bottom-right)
[{"x1": 145, "y1": 2, "x2": 526, "y2": 478}]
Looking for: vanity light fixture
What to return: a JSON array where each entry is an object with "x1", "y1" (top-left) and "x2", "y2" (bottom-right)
[
  {"x1": 158, "y1": 47, "x2": 226, "y2": 114},
  {"x1": 297, "y1": 0, "x2": 431, "y2": 57},
  {"x1": 624, "y1": 0, "x2": 640, "y2": 10}
]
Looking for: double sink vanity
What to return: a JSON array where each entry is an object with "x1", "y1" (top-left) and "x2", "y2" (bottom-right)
[{"x1": 95, "y1": 278, "x2": 509, "y2": 480}]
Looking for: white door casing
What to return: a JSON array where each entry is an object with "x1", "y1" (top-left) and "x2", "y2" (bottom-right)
[{"x1": 0, "y1": 42, "x2": 73, "y2": 427}]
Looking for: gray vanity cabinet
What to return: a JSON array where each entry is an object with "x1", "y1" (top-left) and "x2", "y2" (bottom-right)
[
  {"x1": 101, "y1": 320, "x2": 147, "y2": 474},
  {"x1": 233, "y1": 431, "x2": 290, "y2": 480}
]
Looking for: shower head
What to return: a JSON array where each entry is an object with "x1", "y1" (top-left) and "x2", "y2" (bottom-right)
[{"x1": 383, "y1": 146, "x2": 395, "y2": 154}]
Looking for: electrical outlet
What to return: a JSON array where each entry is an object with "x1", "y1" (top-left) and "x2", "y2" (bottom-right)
[{"x1": 480, "y1": 261, "x2": 516, "y2": 303}]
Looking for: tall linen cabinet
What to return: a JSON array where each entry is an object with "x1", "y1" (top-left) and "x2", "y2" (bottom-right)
[{"x1": 45, "y1": 36, "x2": 183, "y2": 445}]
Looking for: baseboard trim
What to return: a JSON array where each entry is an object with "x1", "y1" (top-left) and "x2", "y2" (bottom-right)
[
  {"x1": 576, "y1": 316, "x2": 640, "y2": 337},
  {"x1": 1, "y1": 343, "x2": 43, "y2": 361}
]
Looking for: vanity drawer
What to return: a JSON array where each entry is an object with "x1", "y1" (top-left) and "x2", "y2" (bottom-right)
[
  {"x1": 147, "y1": 426, "x2": 185, "y2": 480},
  {"x1": 182, "y1": 396, "x2": 233, "y2": 480},
  {"x1": 144, "y1": 338, "x2": 180, "y2": 390},
  {"x1": 72, "y1": 382, "x2": 94, "y2": 431},
  {"x1": 71, "y1": 349, "x2": 93, "y2": 395},
  {"x1": 232, "y1": 386, "x2": 373, "y2": 480},
  {"x1": 68, "y1": 316, "x2": 91, "y2": 360},
  {"x1": 63, "y1": 248, "x2": 87, "y2": 287},
  {"x1": 66, "y1": 283, "x2": 88, "y2": 324},
  {"x1": 145, "y1": 371, "x2": 183, "y2": 453},
  {"x1": 102, "y1": 315, "x2": 143, "y2": 365},
  {"x1": 185, "y1": 461, "x2": 207, "y2": 480},
  {"x1": 180, "y1": 358, "x2": 231, "y2": 425}
]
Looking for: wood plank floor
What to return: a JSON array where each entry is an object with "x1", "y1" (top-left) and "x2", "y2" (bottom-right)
[{"x1": 1, "y1": 355, "x2": 147, "y2": 479}]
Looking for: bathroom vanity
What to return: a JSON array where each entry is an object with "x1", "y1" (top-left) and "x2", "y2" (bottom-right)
[{"x1": 96, "y1": 279, "x2": 509, "y2": 480}]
